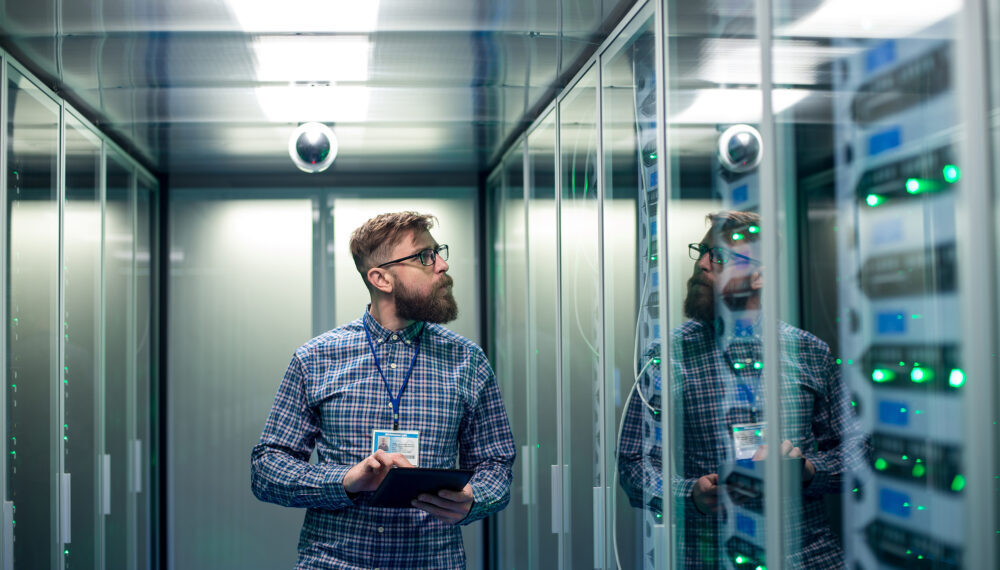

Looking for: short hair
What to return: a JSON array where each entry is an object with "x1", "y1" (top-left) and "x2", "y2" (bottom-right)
[
  {"x1": 349, "y1": 212, "x2": 437, "y2": 289},
  {"x1": 707, "y1": 210, "x2": 761, "y2": 244}
]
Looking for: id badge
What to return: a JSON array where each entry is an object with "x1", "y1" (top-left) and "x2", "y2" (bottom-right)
[
  {"x1": 731, "y1": 422, "x2": 765, "y2": 460},
  {"x1": 371, "y1": 430, "x2": 420, "y2": 466}
]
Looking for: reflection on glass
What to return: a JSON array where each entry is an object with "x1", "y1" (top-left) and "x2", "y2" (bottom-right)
[
  {"x1": 559, "y1": 65, "x2": 600, "y2": 569},
  {"x1": 105, "y1": 152, "x2": 134, "y2": 568},
  {"x1": 603, "y1": 14, "x2": 655, "y2": 570},
  {"x1": 64, "y1": 115, "x2": 103, "y2": 568},
  {"x1": 5, "y1": 67, "x2": 60, "y2": 568},
  {"x1": 526, "y1": 111, "x2": 558, "y2": 570}
]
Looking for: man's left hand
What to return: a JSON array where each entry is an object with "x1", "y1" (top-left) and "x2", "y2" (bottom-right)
[{"x1": 412, "y1": 483, "x2": 474, "y2": 524}]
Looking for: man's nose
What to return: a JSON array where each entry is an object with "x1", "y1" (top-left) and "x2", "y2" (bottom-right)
[
  {"x1": 695, "y1": 250, "x2": 713, "y2": 272},
  {"x1": 434, "y1": 254, "x2": 449, "y2": 272}
]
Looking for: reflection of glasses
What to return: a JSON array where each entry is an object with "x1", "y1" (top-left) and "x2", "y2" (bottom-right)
[
  {"x1": 688, "y1": 243, "x2": 759, "y2": 266},
  {"x1": 377, "y1": 244, "x2": 449, "y2": 268}
]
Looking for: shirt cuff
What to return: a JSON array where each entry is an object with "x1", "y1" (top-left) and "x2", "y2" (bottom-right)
[
  {"x1": 803, "y1": 455, "x2": 833, "y2": 495},
  {"x1": 322, "y1": 464, "x2": 356, "y2": 508}
]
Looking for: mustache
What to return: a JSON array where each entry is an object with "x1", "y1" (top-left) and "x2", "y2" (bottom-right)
[{"x1": 440, "y1": 274, "x2": 454, "y2": 289}]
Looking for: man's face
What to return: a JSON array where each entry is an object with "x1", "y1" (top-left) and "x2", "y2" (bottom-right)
[
  {"x1": 683, "y1": 228, "x2": 761, "y2": 322},
  {"x1": 382, "y1": 229, "x2": 458, "y2": 324}
]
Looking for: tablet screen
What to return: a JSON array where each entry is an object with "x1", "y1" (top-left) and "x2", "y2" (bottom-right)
[{"x1": 369, "y1": 467, "x2": 474, "y2": 508}]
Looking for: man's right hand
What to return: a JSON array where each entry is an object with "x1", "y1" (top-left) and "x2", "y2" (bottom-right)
[
  {"x1": 691, "y1": 473, "x2": 720, "y2": 515},
  {"x1": 343, "y1": 451, "x2": 414, "y2": 494}
]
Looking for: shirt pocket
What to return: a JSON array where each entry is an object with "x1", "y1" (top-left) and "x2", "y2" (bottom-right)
[{"x1": 311, "y1": 378, "x2": 382, "y2": 458}]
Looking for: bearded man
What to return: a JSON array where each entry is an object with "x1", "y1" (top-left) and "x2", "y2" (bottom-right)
[
  {"x1": 252, "y1": 212, "x2": 515, "y2": 569},
  {"x1": 618, "y1": 210, "x2": 868, "y2": 568}
]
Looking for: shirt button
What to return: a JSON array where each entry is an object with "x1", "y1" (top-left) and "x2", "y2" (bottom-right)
[
  {"x1": 405, "y1": 340, "x2": 411, "y2": 345},
  {"x1": 390, "y1": 363, "x2": 397, "y2": 369},
  {"x1": 391, "y1": 334, "x2": 398, "y2": 341},
  {"x1": 378, "y1": 526, "x2": 384, "y2": 533}
]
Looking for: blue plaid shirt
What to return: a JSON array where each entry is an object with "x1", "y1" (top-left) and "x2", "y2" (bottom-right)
[
  {"x1": 618, "y1": 319, "x2": 870, "y2": 568},
  {"x1": 251, "y1": 311, "x2": 515, "y2": 569}
]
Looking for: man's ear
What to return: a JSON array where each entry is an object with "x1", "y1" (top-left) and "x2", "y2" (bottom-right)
[
  {"x1": 750, "y1": 269, "x2": 764, "y2": 291},
  {"x1": 367, "y1": 267, "x2": 394, "y2": 295}
]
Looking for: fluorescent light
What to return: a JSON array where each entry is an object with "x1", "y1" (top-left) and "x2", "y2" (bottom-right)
[
  {"x1": 253, "y1": 36, "x2": 371, "y2": 83},
  {"x1": 671, "y1": 88, "x2": 810, "y2": 125},
  {"x1": 696, "y1": 39, "x2": 859, "y2": 86},
  {"x1": 255, "y1": 84, "x2": 370, "y2": 122},
  {"x1": 228, "y1": 0, "x2": 380, "y2": 33},
  {"x1": 777, "y1": 0, "x2": 960, "y2": 38}
]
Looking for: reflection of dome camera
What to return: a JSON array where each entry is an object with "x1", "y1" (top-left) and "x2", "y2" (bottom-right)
[
  {"x1": 289, "y1": 122, "x2": 338, "y2": 173},
  {"x1": 717, "y1": 124, "x2": 762, "y2": 173}
]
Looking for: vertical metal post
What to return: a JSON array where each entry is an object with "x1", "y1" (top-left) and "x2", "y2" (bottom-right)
[
  {"x1": 128, "y1": 166, "x2": 138, "y2": 570},
  {"x1": 594, "y1": 58, "x2": 610, "y2": 570},
  {"x1": 955, "y1": 0, "x2": 999, "y2": 567},
  {"x1": 0, "y1": 50, "x2": 11, "y2": 570},
  {"x1": 553, "y1": 102, "x2": 566, "y2": 569},
  {"x1": 653, "y1": 0, "x2": 673, "y2": 566},
  {"x1": 57, "y1": 100, "x2": 67, "y2": 570},
  {"x1": 755, "y1": 0, "x2": 785, "y2": 567},
  {"x1": 98, "y1": 140, "x2": 108, "y2": 570}
]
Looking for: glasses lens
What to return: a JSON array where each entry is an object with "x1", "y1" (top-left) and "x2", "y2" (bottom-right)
[
  {"x1": 710, "y1": 248, "x2": 727, "y2": 264},
  {"x1": 418, "y1": 249, "x2": 435, "y2": 266},
  {"x1": 438, "y1": 244, "x2": 449, "y2": 262},
  {"x1": 689, "y1": 244, "x2": 702, "y2": 261}
]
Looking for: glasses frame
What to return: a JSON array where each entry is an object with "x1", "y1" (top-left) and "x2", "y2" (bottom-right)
[
  {"x1": 376, "y1": 244, "x2": 449, "y2": 268},
  {"x1": 688, "y1": 242, "x2": 760, "y2": 266}
]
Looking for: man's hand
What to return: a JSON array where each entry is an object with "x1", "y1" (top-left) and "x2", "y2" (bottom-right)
[
  {"x1": 752, "y1": 440, "x2": 816, "y2": 483},
  {"x1": 691, "y1": 473, "x2": 720, "y2": 515},
  {"x1": 343, "y1": 451, "x2": 414, "y2": 494},
  {"x1": 412, "y1": 483, "x2": 474, "y2": 525}
]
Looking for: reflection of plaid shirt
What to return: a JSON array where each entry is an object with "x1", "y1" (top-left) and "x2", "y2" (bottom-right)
[
  {"x1": 252, "y1": 311, "x2": 515, "y2": 569},
  {"x1": 618, "y1": 319, "x2": 869, "y2": 569}
]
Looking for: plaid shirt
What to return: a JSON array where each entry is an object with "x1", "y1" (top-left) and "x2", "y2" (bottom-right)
[
  {"x1": 619, "y1": 319, "x2": 869, "y2": 569},
  {"x1": 251, "y1": 311, "x2": 515, "y2": 569}
]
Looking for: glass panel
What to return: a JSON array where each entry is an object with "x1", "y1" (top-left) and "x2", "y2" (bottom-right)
[
  {"x1": 603, "y1": 15, "x2": 657, "y2": 570},
  {"x1": 662, "y1": 4, "x2": 779, "y2": 568},
  {"x1": 104, "y1": 151, "x2": 133, "y2": 569},
  {"x1": 64, "y1": 115, "x2": 102, "y2": 568},
  {"x1": 559, "y1": 65, "x2": 600, "y2": 569},
  {"x1": 772, "y1": 0, "x2": 967, "y2": 568},
  {"x1": 5, "y1": 67, "x2": 60, "y2": 569},
  {"x1": 499, "y1": 145, "x2": 529, "y2": 570},
  {"x1": 135, "y1": 175, "x2": 155, "y2": 568},
  {"x1": 526, "y1": 111, "x2": 558, "y2": 570}
]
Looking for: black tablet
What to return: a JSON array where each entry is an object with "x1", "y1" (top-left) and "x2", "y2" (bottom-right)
[{"x1": 369, "y1": 467, "x2": 474, "y2": 508}]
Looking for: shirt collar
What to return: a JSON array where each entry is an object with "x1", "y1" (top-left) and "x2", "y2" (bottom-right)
[{"x1": 362, "y1": 307, "x2": 426, "y2": 344}]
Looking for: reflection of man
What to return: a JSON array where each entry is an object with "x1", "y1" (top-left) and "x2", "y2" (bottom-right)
[
  {"x1": 252, "y1": 212, "x2": 515, "y2": 568},
  {"x1": 618, "y1": 210, "x2": 867, "y2": 568}
]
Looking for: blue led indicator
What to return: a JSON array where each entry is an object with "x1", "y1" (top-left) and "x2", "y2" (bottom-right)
[
  {"x1": 877, "y1": 311, "x2": 907, "y2": 334},
  {"x1": 733, "y1": 184, "x2": 749, "y2": 203},
  {"x1": 869, "y1": 127, "x2": 901, "y2": 156},
  {"x1": 736, "y1": 513, "x2": 756, "y2": 537},
  {"x1": 880, "y1": 487, "x2": 912, "y2": 518},
  {"x1": 879, "y1": 400, "x2": 909, "y2": 426}
]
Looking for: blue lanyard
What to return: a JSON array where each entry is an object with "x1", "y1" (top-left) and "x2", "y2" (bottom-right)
[{"x1": 363, "y1": 317, "x2": 424, "y2": 430}]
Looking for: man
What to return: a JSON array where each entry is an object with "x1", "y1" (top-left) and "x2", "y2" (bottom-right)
[
  {"x1": 618, "y1": 210, "x2": 868, "y2": 568},
  {"x1": 252, "y1": 211, "x2": 516, "y2": 569}
]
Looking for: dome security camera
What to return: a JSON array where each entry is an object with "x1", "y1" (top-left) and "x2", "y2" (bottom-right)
[
  {"x1": 289, "y1": 122, "x2": 338, "y2": 173},
  {"x1": 717, "y1": 124, "x2": 762, "y2": 173}
]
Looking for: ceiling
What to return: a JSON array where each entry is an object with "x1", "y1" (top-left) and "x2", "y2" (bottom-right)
[{"x1": 0, "y1": 0, "x2": 630, "y2": 181}]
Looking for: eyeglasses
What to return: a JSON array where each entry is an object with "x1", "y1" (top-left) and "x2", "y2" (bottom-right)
[
  {"x1": 688, "y1": 243, "x2": 759, "y2": 266},
  {"x1": 376, "y1": 244, "x2": 449, "y2": 268}
]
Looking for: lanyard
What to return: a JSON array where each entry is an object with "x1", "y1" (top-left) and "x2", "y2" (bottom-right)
[{"x1": 363, "y1": 317, "x2": 423, "y2": 430}]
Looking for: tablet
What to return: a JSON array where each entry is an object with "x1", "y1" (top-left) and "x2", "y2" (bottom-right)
[{"x1": 369, "y1": 467, "x2": 474, "y2": 508}]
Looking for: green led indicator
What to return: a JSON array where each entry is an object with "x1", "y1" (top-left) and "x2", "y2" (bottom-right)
[
  {"x1": 917, "y1": 505, "x2": 926, "y2": 511},
  {"x1": 865, "y1": 194, "x2": 884, "y2": 207},
  {"x1": 951, "y1": 474, "x2": 966, "y2": 492},
  {"x1": 910, "y1": 367, "x2": 933, "y2": 383},
  {"x1": 536, "y1": 444, "x2": 540, "y2": 448},
  {"x1": 872, "y1": 368, "x2": 895, "y2": 383},
  {"x1": 851, "y1": 400, "x2": 857, "y2": 407},
  {"x1": 836, "y1": 358, "x2": 842, "y2": 364},
  {"x1": 898, "y1": 361, "x2": 906, "y2": 366},
  {"x1": 748, "y1": 225, "x2": 760, "y2": 234},
  {"x1": 902, "y1": 455, "x2": 909, "y2": 460},
  {"x1": 733, "y1": 362, "x2": 746, "y2": 370},
  {"x1": 852, "y1": 487, "x2": 859, "y2": 493},
  {"x1": 943, "y1": 164, "x2": 961, "y2": 183},
  {"x1": 900, "y1": 407, "x2": 907, "y2": 413},
  {"x1": 912, "y1": 465, "x2": 926, "y2": 477},
  {"x1": 914, "y1": 409, "x2": 923, "y2": 414},
  {"x1": 905, "y1": 178, "x2": 922, "y2": 193},
  {"x1": 847, "y1": 359, "x2": 854, "y2": 365},
  {"x1": 902, "y1": 502, "x2": 910, "y2": 507},
  {"x1": 949, "y1": 368, "x2": 966, "y2": 388},
  {"x1": 735, "y1": 555, "x2": 747, "y2": 564},
  {"x1": 755, "y1": 430, "x2": 762, "y2": 437},
  {"x1": 875, "y1": 457, "x2": 888, "y2": 471},
  {"x1": 753, "y1": 361, "x2": 762, "y2": 370},
  {"x1": 912, "y1": 314, "x2": 923, "y2": 319},
  {"x1": 732, "y1": 232, "x2": 745, "y2": 241},
  {"x1": 648, "y1": 153, "x2": 657, "y2": 161},
  {"x1": 653, "y1": 358, "x2": 661, "y2": 365}
]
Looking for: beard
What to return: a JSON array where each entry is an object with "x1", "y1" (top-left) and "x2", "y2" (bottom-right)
[
  {"x1": 683, "y1": 275, "x2": 715, "y2": 323},
  {"x1": 394, "y1": 273, "x2": 459, "y2": 324}
]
